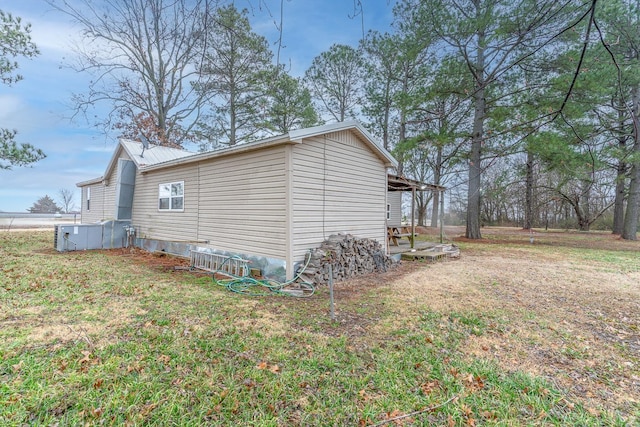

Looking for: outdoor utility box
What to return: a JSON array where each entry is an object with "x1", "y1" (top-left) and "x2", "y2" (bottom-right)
[{"x1": 54, "y1": 220, "x2": 131, "y2": 251}]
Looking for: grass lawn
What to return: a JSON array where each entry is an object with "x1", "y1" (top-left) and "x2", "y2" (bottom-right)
[{"x1": 0, "y1": 228, "x2": 638, "y2": 426}]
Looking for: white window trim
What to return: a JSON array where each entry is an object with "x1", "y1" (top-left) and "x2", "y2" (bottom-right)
[
  {"x1": 158, "y1": 181, "x2": 184, "y2": 212},
  {"x1": 86, "y1": 187, "x2": 91, "y2": 211}
]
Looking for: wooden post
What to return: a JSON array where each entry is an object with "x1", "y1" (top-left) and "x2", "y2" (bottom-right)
[
  {"x1": 329, "y1": 264, "x2": 335, "y2": 320},
  {"x1": 440, "y1": 189, "x2": 445, "y2": 244},
  {"x1": 411, "y1": 186, "x2": 416, "y2": 249}
]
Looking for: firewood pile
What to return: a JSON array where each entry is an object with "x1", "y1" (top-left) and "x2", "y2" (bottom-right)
[{"x1": 297, "y1": 233, "x2": 397, "y2": 285}]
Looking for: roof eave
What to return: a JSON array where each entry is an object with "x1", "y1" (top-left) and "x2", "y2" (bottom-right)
[
  {"x1": 140, "y1": 135, "x2": 293, "y2": 173},
  {"x1": 76, "y1": 176, "x2": 104, "y2": 187}
]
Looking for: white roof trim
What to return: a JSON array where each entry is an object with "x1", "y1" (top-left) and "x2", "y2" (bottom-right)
[{"x1": 76, "y1": 176, "x2": 104, "y2": 187}]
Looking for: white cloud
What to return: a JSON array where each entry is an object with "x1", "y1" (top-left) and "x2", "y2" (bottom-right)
[
  {"x1": 0, "y1": 95, "x2": 24, "y2": 119},
  {"x1": 6, "y1": 1, "x2": 80, "y2": 54}
]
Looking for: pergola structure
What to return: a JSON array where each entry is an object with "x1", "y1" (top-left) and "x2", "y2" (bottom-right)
[{"x1": 387, "y1": 174, "x2": 447, "y2": 247}]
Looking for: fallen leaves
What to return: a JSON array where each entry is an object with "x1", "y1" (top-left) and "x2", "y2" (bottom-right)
[
  {"x1": 255, "y1": 360, "x2": 280, "y2": 374},
  {"x1": 79, "y1": 350, "x2": 92, "y2": 364},
  {"x1": 139, "y1": 402, "x2": 159, "y2": 417},
  {"x1": 11, "y1": 360, "x2": 24, "y2": 373},
  {"x1": 157, "y1": 354, "x2": 171, "y2": 364},
  {"x1": 463, "y1": 373, "x2": 485, "y2": 392},
  {"x1": 78, "y1": 350, "x2": 100, "y2": 372},
  {"x1": 243, "y1": 378, "x2": 257, "y2": 389},
  {"x1": 420, "y1": 380, "x2": 441, "y2": 395}
]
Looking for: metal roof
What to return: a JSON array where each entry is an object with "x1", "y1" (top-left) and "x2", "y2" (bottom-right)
[
  {"x1": 119, "y1": 138, "x2": 193, "y2": 167},
  {"x1": 78, "y1": 139, "x2": 194, "y2": 187}
]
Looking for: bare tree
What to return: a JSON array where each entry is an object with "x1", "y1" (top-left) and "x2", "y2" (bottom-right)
[
  {"x1": 58, "y1": 188, "x2": 75, "y2": 213},
  {"x1": 48, "y1": 0, "x2": 218, "y2": 146}
]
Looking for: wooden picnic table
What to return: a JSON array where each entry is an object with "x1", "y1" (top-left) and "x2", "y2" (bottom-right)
[{"x1": 387, "y1": 226, "x2": 414, "y2": 246}]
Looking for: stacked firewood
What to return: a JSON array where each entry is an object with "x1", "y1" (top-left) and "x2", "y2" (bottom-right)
[{"x1": 297, "y1": 233, "x2": 397, "y2": 285}]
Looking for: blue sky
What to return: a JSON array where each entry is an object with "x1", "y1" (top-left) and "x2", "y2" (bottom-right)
[{"x1": 0, "y1": 0, "x2": 395, "y2": 212}]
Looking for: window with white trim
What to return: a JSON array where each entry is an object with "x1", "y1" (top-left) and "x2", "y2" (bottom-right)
[
  {"x1": 158, "y1": 181, "x2": 184, "y2": 211},
  {"x1": 86, "y1": 187, "x2": 91, "y2": 211}
]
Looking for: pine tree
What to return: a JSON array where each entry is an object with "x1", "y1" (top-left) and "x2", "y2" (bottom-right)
[{"x1": 29, "y1": 195, "x2": 60, "y2": 213}]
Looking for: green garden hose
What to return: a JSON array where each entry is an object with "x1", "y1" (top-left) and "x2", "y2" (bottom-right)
[{"x1": 210, "y1": 251, "x2": 315, "y2": 297}]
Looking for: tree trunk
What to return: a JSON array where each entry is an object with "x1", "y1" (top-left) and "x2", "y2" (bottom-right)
[
  {"x1": 566, "y1": 195, "x2": 590, "y2": 231},
  {"x1": 578, "y1": 215, "x2": 590, "y2": 231},
  {"x1": 581, "y1": 178, "x2": 591, "y2": 231},
  {"x1": 430, "y1": 144, "x2": 443, "y2": 228},
  {"x1": 382, "y1": 81, "x2": 391, "y2": 150},
  {"x1": 465, "y1": 7, "x2": 485, "y2": 240},
  {"x1": 396, "y1": 66, "x2": 409, "y2": 177},
  {"x1": 623, "y1": 161, "x2": 640, "y2": 240},
  {"x1": 430, "y1": 191, "x2": 440, "y2": 228},
  {"x1": 417, "y1": 200, "x2": 427, "y2": 226},
  {"x1": 613, "y1": 96, "x2": 628, "y2": 234},
  {"x1": 623, "y1": 87, "x2": 640, "y2": 240},
  {"x1": 612, "y1": 160, "x2": 627, "y2": 235},
  {"x1": 230, "y1": 86, "x2": 237, "y2": 146},
  {"x1": 524, "y1": 148, "x2": 534, "y2": 230}
]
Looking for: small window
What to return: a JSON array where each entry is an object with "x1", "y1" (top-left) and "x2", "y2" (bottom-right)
[
  {"x1": 86, "y1": 187, "x2": 91, "y2": 211},
  {"x1": 386, "y1": 203, "x2": 390, "y2": 220},
  {"x1": 158, "y1": 181, "x2": 184, "y2": 211}
]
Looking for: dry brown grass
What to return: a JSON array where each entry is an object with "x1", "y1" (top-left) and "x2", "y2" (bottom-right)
[{"x1": 377, "y1": 226, "x2": 640, "y2": 416}]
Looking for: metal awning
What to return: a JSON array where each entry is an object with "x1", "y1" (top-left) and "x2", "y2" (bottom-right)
[{"x1": 388, "y1": 174, "x2": 445, "y2": 192}]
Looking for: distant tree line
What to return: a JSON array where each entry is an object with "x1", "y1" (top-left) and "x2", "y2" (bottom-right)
[{"x1": 44, "y1": 0, "x2": 639, "y2": 239}]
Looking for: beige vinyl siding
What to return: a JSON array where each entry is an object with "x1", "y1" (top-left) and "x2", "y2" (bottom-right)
[
  {"x1": 132, "y1": 163, "x2": 199, "y2": 242},
  {"x1": 197, "y1": 146, "x2": 287, "y2": 259},
  {"x1": 291, "y1": 130, "x2": 387, "y2": 260},
  {"x1": 387, "y1": 191, "x2": 402, "y2": 227},
  {"x1": 80, "y1": 184, "x2": 104, "y2": 223},
  {"x1": 79, "y1": 181, "x2": 117, "y2": 223}
]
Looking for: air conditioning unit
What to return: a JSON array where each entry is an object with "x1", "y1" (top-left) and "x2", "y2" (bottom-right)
[{"x1": 54, "y1": 220, "x2": 132, "y2": 251}]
